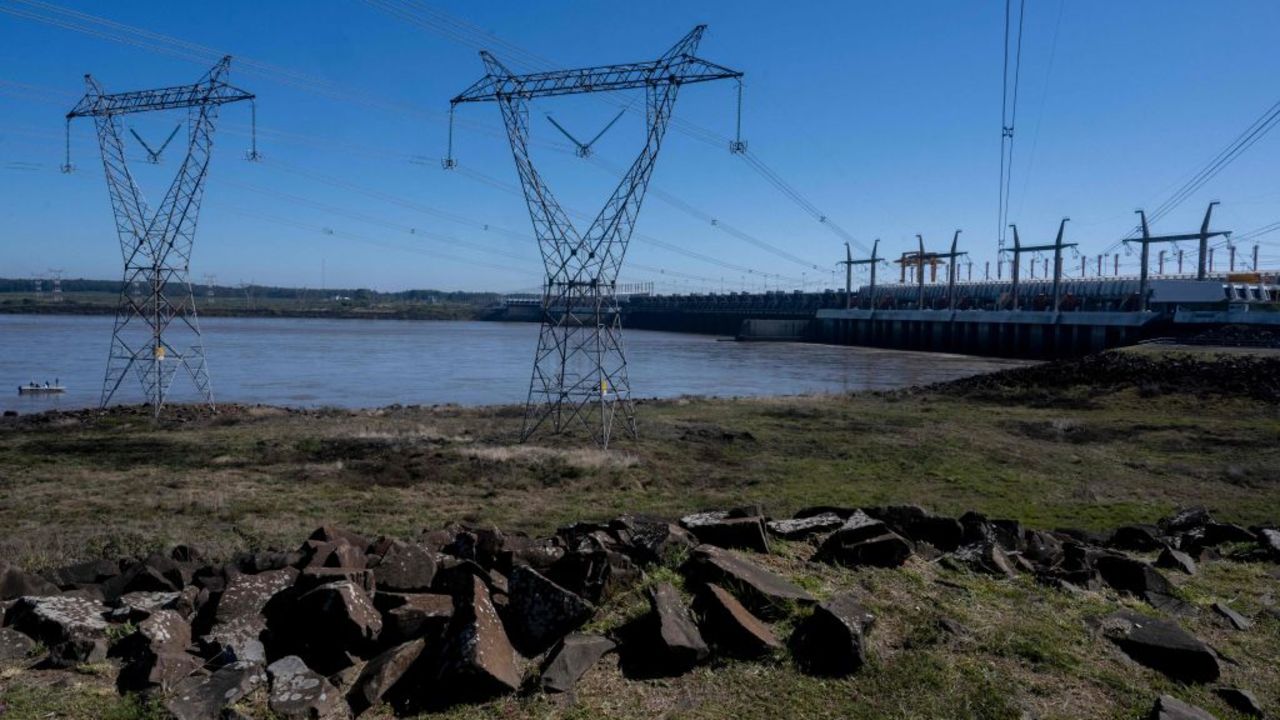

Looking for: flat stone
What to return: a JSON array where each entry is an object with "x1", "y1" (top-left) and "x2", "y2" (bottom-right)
[
  {"x1": 1150, "y1": 694, "x2": 1218, "y2": 720},
  {"x1": 1099, "y1": 610, "x2": 1220, "y2": 684},
  {"x1": 679, "y1": 512, "x2": 770, "y2": 553},
  {"x1": 0, "y1": 626, "x2": 36, "y2": 660},
  {"x1": 1212, "y1": 602, "x2": 1252, "y2": 630},
  {"x1": 1156, "y1": 547, "x2": 1197, "y2": 575},
  {"x1": 682, "y1": 545, "x2": 814, "y2": 621},
  {"x1": 506, "y1": 565, "x2": 594, "y2": 656},
  {"x1": 1214, "y1": 687, "x2": 1264, "y2": 717},
  {"x1": 766, "y1": 513, "x2": 844, "y2": 540},
  {"x1": 436, "y1": 576, "x2": 521, "y2": 700},
  {"x1": 4, "y1": 594, "x2": 109, "y2": 647},
  {"x1": 789, "y1": 593, "x2": 875, "y2": 677},
  {"x1": 541, "y1": 633, "x2": 615, "y2": 693},
  {"x1": 166, "y1": 661, "x2": 267, "y2": 720},
  {"x1": 267, "y1": 655, "x2": 345, "y2": 719},
  {"x1": 348, "y1": 637, "x2": 427, "y2": 715},
  {"x1": 695, "y1": 583, "x2": 781, "y2": 658},
  {"x1": 371, "y1": 541, "x2": 436, "y2": 593},
  {"x1": 647, "y1": 582, "x2": 708, "y2": 673}
]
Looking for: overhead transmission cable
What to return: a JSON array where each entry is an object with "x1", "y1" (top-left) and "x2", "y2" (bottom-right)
[
  {"x1": 996, "y1": 0, "x2": 1026, "y2": 254},
  {"x1": 1100, "y1": 96, "x2": 1280, "y2": 257}
]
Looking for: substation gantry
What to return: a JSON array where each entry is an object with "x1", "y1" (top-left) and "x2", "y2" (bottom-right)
[
  {"x1": 1125, "y1": 202, "x2": 1229, "y2": 311},
  {"x1": 449, "y1": 26, "x2": 742, "y2": 447},
  {"x1": 65, "y1": 57, "x2": 256, "y2": 417},
  {"x1": 838, "y1": 239, "x2": 882, "y2": 309},
  {"x1": 1006, "y1": 219, "x2": 1074, "y2": 311}
]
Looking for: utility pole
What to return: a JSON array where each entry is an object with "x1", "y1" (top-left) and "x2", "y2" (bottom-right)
[
  {"x1": 1007, "y1": 219, "x2": 1073, "y2": 311},
  {"x1": 1229, "y1": 244, "x2": 1236, "y2": 272},
  {"x1": 1157, "y1": 250, "x2": 1165, "y2": 275},
  {"x1": 450, "y1": 26, "x2": 741, "y2": 447},
  {"x1": 1124, "y1": 203, "x2": 1230, "y2": 311},
  {"x1": 1254, "y1": 244, "x2": 1260, "y2": 271},
  {"x1": 65, "y1": 56, "x2": 255, "y2": 417}
]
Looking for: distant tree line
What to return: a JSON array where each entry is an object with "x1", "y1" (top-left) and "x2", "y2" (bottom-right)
[{"x1": 0, "y1": 278, "x2": 503, "y2": 305}]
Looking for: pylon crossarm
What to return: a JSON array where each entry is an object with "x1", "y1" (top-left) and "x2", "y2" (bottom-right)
[
  {"x1": 452, "y1": 52, "x2": 739, "y2": 104},
  {"x1": 67, "y1": 58, "x2": 252, "y2": 119}
]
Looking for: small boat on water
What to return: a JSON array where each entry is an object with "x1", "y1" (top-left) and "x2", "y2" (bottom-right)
[{"x1": 18, "y1": 383, "x2": 66, "y2": 395}]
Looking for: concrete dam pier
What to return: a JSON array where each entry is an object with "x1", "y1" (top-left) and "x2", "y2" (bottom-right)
[{"x1": 491, "y1": 275, "x2": 1280, "y2": 359}]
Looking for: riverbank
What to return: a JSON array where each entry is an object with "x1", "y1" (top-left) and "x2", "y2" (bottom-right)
[{"x1": 0, "y1": 346, "x2": 1277, "y2": 718}]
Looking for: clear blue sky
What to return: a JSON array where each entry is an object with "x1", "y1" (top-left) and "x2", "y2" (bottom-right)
[{"x1": 2, "y1": 0, "x2": 1279, "y2": 293}]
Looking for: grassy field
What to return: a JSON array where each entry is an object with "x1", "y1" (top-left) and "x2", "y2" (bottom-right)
[{"x1": 0, "y1": 347, "x2": 1277, "y2": 719}]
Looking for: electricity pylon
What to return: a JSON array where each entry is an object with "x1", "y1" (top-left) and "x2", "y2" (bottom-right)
[
  {"x1": 65, "y1": 56, "x2": 255, "y2": 417},
  {"x1": 450, "y1": 26, "x2": 742, "y2": 447}
]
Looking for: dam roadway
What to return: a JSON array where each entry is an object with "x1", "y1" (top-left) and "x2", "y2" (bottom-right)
[{"x1": 491, "y1": 274, "x2": 1280, "y2": 358}]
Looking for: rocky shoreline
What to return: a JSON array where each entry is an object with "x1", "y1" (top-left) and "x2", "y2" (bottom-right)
[{"x1": 2, "y1": 504, "x2": 1277, "y2": 719}]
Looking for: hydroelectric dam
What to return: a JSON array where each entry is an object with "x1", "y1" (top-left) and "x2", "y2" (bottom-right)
[{"x1": 487, "y1": 273, "x2": 1280, "y2": 359}]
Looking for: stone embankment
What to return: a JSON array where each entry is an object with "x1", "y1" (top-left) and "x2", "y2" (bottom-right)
[{"x1": 2, "y1": 506, "x2": 1277, "y2": 719}]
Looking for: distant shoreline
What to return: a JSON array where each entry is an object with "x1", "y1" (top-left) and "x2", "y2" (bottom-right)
[{"x1": 0, "y1": 301, "x2": 496, "y2": 322}]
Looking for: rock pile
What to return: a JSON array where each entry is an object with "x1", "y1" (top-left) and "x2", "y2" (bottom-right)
[{"x1": 0, "y1": 505, "x2": 1274, "y2": 718}]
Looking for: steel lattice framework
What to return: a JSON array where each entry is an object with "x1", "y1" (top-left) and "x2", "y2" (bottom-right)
[
  {"x1": 66, "y1": 57, "x2": 254, "y2": 417},
  {"x1": 451, "y1": 26, "x2": 741, "y2": 446}
]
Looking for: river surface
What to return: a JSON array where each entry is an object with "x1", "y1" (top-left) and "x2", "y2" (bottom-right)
[{"x1": 0, "y1": 315, "x2": 1030, "y2": 412}]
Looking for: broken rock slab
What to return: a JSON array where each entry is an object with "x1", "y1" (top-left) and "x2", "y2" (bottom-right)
[
  {"x1": 679, "y1": 511, "x2": 770, "y2": 553},
  {"x1": 766, "y1": 513, "x2": 844, "y2": 541},
  {"x1": 4, "y1": 594, "x2": 109, "y2": 665},
  {"x1": 505, "y1": 564, "x2": 595, "y2": 656},
  {"x1": 1099, "y1": 610, "x2": 1220, "y2": 684},
  {"x1": 1156, "y1": 547, "x2": 1197, "y2": 575},
  {"x1": 379, "y1": 592, "x2": 453, "y2": 644},
  {"x1": 370, "y1": 540, "x2": 436, "y2": 593},
  {"x1": 646, "y1": 582, "x2": 708, "y2": 674},
  {"x1": 0, "y1": 562, "x2": 60, "y2": 600},
  {"x1": 862, "y1": 505, "x2": 965, "y2": 551},
  {"x1": 695, "y1": 583, "x2": 781, "y2": 659},
  {"x1": 1095, "y1": 554, "x2": 1184, "y2": 611},
  {"x1": 813, "y1": 511, "x2": 913, "y2": 569},
  {"x1": 1214, "y1": 687, "x2": 1264, "y2": 718},
  {"x1": 790, "y1": 593, "x2": 875, "y2": 677},
  {"x1": 541, "y1": 633, "x2": 615, "y2": 693},
  {"x1": 0, "y1": 626, "x2": 36, "y2": 661},
  {"x1": 1149, "y1": 694, "x2": 1218, "y2": 720},
  {"x1": 348, "y1": 638, "x2": 427, "y2": 716},
  {"x1": 166, "y1": 661, "x2": 267, "y2": 720},
  {"x1": 267, "y1": 655, "x2": 347, "y2": 720},
  {"x1": 1211, "y1": 602, "x2": 1252, "y2": 631},
  {"x1": 682, "y1": 545, "x2": 814, "y2": 621},
  {"x1": 436, "y1": 575, "x2": 521, "y2": 701}
]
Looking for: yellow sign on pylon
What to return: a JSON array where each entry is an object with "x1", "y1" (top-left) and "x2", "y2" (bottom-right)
[
  {"x1": 600, "y1": 378, "x2": 609, "y2": 395},
  {"x1": 154, "y1": 345, "x2": 166, "y2": 359}
]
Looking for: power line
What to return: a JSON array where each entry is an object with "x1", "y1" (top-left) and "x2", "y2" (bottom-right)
[{"x1": 997, "y1": 0, "x2": 1026, "y2": 253}]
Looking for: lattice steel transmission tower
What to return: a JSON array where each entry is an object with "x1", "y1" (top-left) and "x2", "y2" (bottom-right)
[
  {"x1": 65, "y1": 57, "x2": 255, "y2": 417},
  {"x1": 450, "y1": 26, "x2": 742, "y2": 447}
]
